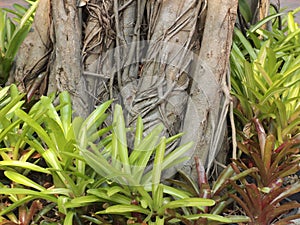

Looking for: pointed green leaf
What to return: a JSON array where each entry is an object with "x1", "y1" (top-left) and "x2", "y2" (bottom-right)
[
  {"x1": 0, "y1": 188, "x2": 57, "y2": 203},
  {"x1": 162, "y1": 142, "x2": 193, "y2": 170},
  {"x1": 96, "y1": 204, "x2": 150, "y2": 215},
  {"x1": 234, "y1": 28, "x2": 256, "y2": 60},
  {"x1": 112, "y1": 104, "x2": 130, "y2": 173},
  {"x1": 0, "y1": 161, "x2": 49, "y2": 174},
  {"x1": 134, "y1": 116, "x2": 143, "y2": 149},
  {"x1": 15, "y1": 109, "x2": 56, "y2": 150},
  {"x1": 88, "y1": 189, "x2": 131, "y2": 205},
  {"x1": 157, "y1": 198, "x2": 215, "y2": 214},
  {"x1": 64, "y1": 211, "x2": 75, "y2": 225},
  {"x1": 152, "y1": 137, "x2": 166, "y2": 195},
  {"x1": 4, "y1": 171, "x2": 46, "y2": 191},
  {"x1": 65, "y1": 195, "x2": 101, "y2": 208}
]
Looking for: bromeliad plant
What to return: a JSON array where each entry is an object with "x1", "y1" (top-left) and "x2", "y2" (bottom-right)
[
  {"x1": 229, "y1": 118, "x2": 300, "y2": 225},
  {"x1": 81, "y1": 105, "x2": 233, "y2": 225},
  {"x1": 0, "y1": 87, "x2": 112, "y2": 224},
  {"x1": 0, "y1": 86, "x2": 247, "y2": 225},
  {"x1": 168, "y1": 118, "x2": 300, "y2": 225},
  {"x1": 231, "y1": 9, "x2": 300, "y2": 143},
  {"x1": 0, "y1": 0, "x2": 39, "y2": 84},
  {"x1": 167, "y1": 158, "x2": 251, "y2": 225},
  {"x1": 79, "y1": 104, "x2": 251, "y2": 225},
  {"x1": 230, "y1": 10, "x2": 300, "y2": 225},
  {"x1": 0, "y1": 84, "x2": 54, "y2": 224}
]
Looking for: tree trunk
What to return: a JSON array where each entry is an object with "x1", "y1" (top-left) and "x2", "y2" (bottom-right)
[{"x1": 12, "y1": 0, "x2": 238, "y2": 178}]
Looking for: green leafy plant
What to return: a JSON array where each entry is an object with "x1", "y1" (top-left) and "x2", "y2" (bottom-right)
[
  {"x1": 230, "y1": 10, "x2": 300, "y2": 224},
  {"x1": 0, "y1": 87, "x2": 244, "y2": 225},
  {"x1": 167, "y1": 158, "x2": 251, "y2": 225},
  {"x1": 0, "y1": 88, "x2": 112, "y2": 224},
  {"x1": 0, "y1": 0, "x2": 39, "y2": 84},
  {"x1": 0, "y1": 85, "x2": 54, "y2": 224},
  {"x1": 81, "y1": 105, "x2": 249, "y2": 224},
  {"x1": 231, "y1": 10, "x2": 300, "y2": 143},
  {"x1": 0, "y1": 84, "x2": 25, "y2": 149}
]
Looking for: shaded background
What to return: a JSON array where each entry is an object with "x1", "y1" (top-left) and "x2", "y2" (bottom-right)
[{"x1": 279, "y1": 0, "x2": 300, "y2": 23}]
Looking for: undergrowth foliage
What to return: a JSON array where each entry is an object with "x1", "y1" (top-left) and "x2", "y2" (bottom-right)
[
  {"x1": 0, "y1": 3, "x2": 299, "y2": 225},
  {"x1": 231, "y1": 118, "x2": 300, "y2": 225},
  {"x1": 0, "y1": 85, "x2": 249, "y2": 224},
  {"x1": 229, "y1": 7, "x2": 300, "y2": 225},
  {"x1": 0, "y1": 0, "x2": 39, "y2": 84},
  {"x1": 231, "y1": 9, "x2": 300, "y2": 143}
]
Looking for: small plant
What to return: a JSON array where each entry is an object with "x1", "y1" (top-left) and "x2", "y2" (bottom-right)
[
  {"x1": 0, "y1": 88, "x2": 111, "y2": 224},
  {"x1": 229, "y1": 118, "x2": 300, "y2": 225},
  {"x1": 0, "y1": 0, "x2": 39, "y2": 84},
  {"x1": 82, "y1": 105, "x2": 223, "y2": 224},
  {"x1": 0, "y1": 87, "x2": 247, "y2": 224},
  {"x1": 0, "y1": 84, "x2": 54, "y2": 224},
  {"x1": 231, "y1": 9, "x2": 300, "y2": 143},
  {"x1": 229, "y1": 9, "x2": 300, "y2": 225},
  {"x1": 167, "y1": 158, "x2": 251, "y2": 225}
]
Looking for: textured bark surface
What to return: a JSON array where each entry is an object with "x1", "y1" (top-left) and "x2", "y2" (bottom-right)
[
  {"x1": 49, "y1": 0, "x2": 90, "y2": 117},
  {"x1": 13, "y1": 0, "x2": 238, "y2": 178},
  {"x1": 14, "y1": 0, "x2": 51, "y2": 97},
  {"x1": 180, "y1": 0, "x2": 238, "y2": 176},
  {"x1": 14, "y1": 0, "x2": 90, "y2": 117}
]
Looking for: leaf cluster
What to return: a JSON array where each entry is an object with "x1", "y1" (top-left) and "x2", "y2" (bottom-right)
[
  {"x1": 0, "y1": 86, "x2": 247, "y2": 225},
  {"x1": 0, "y1": 86, "x2": 110, "y2": 224},
  {"x1": 231, "y1": 8, "x2": 300, "y2": 143},
  {"x1": 230, "y1": 10, "x2": 300, "y2": 224},
  {"x1": 230, "y1": 119, "x2": 300, "y2": 225},
  {"x1": 0, "y1": 0, "x2": 39, "y2": 84}
]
